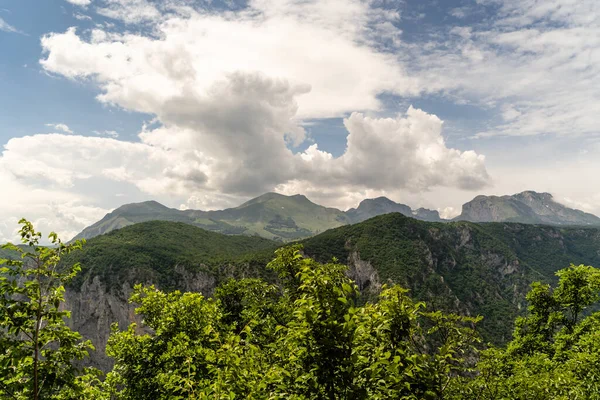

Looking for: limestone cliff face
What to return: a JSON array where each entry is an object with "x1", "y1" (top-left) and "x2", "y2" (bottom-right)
[
  {"x1": 346, "y1": 251, "x2": 382, "y2": 297},
  {"x1": 346, "y1": 197, "x2": 442, "y2": 224},
  {"x1": 64, "y1": 266, "x2": 223, "y2": 371},
  {"x1": 64, "y1": 277, "x2": 138, "y2": 371}
]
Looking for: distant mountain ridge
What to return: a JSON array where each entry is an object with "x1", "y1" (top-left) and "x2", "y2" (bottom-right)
[
  {"x1": 456, "y1": 191, "x2": 600, "y2": 226},
  {"x1": 346, "y1": 197, "x2": 442, "y2": 223},
  {"x1": 73, "y1": 193, "x2": 441, "y2": 242},
  {"x1": 73, "y1": 190, "x2": 600, "y2": 242}
]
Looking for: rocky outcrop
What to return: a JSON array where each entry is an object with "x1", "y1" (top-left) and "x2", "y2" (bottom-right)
[
  {"x1": 346, "y1": 197, "x2": 442, "y2": 224},
  {"x1": 457, "y1": 191, "x2": 600, "y2": 225},
  {"x1": 345, "y1": 251, "x2": 382, "y2": 296},
  {"x1": 65, "y1": 277, "x2": 140, "y2": 371}
]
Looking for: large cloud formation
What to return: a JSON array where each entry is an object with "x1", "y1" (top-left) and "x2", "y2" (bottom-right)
[{"x1": 0, "y1": 0, "x2": 492, "y2": 241}]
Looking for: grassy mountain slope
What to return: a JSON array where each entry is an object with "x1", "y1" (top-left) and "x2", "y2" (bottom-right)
[
  {"x1": 301, "y1": 213, "x2": 600, "y2": 343},
  {"x1": 66, "y1": 221, "x2": 279, "y2": 291},
  {"x1": 194, "y1": 192, "x2": 350, "y2": 239},
  {"x1": 74, "y1": 193, "x2": 350, "y2": 243},
  {"x1": 72, "y1": 201, "x2": 191, "y2": 241}
]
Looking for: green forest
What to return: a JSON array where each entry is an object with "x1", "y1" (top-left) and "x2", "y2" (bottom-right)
[{"x1": 3, "y1": 220, "x2": 600, "y2": 399}]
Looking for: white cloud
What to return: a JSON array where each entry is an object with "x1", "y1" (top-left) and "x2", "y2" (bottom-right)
[
  {"x1": 94, "y1": 129, "x2": 119, "y2": 138},
  {"x1": 295, "y1": 107, "x2": 489, "y2": 192},
  {"x1": 0, "y1": 16, "x2": 22, "y2": 34},
  {"x1": 40, "y1": 0, "x2": 420, "y2": 119},
  {"x1": 0, "y1": 166, "x2": 109, "y2": 243},
  {"x1": 46, "y1": 123, "x2": 74, "y2": 134},
  {"x1": 73, "y1": 12, "x2": 93, "y2": 20},
  {"x1": 402, "y1": 0, "x2": 600, "y2": 139},
  {"x1": 12, "y1": 0, "x2": 494, "y2": 240},
  {"x1": 96, "y1": 0, "x2": 161, "y2": 24},
  {"x1": 65, "y1": 0, "x2": 92, "y2": 6}
]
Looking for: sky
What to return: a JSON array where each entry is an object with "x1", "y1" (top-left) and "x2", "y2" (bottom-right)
[{"x1": 1, "y1": 0, "x2": 600, "y2": 242}]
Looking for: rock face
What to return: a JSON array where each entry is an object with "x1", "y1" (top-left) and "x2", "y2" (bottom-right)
[
  {"x1": 456, "y1": 191, "x2": 600, "y2": 226},
  {"x1": 346, "y1": 197, "x2": 442, "y2": 224},
  {"x1": 413, "y1": 207, "x2": 442, "y2": 222},
  {"x1": 64, "y1": 277, "x2": 140, "y2": 371}
]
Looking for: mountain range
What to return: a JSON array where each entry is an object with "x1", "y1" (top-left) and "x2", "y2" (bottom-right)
[
  {"x1": 57, "y1": 214, "x2": 600, "y2": 371},
  {"x1": 74, "y1": 190, "x2": 600, "y2": 242}
]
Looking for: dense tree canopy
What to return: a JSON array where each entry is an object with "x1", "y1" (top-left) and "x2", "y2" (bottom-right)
[
  {"x1": 0, "y1": 220, "x2": 100, "y2": 399},
  {"x1": 3, "y1": 220, "x2": 600, "y2": 399}
]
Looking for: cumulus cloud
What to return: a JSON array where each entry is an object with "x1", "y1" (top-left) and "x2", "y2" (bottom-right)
[
  {"x1": 0, "y1": 0, "x2": 499, "y2": 241},
  {"x1": 46, "y1": 123, "x2": 73, "y2": 134},
  {"x1": 36, "y1": 0, "x2": 489, "y2": 203},
  {"x1": 40, "y1": 0, "x2": 419, "y2": 119},
  {"x1": 295, "y1": 107, "x2": 489, "y2": 192}
]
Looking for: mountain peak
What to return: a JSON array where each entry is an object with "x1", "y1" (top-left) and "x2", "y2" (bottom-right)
[
  {"x1": 237, "y1": 192, "x2": 313, "y2": 208},
  {"x1": 114, "y1": 200, "x2": 171, "y2": 212},
  {"x1": 457, "y1": 191, "x2": 600, "y2": 225},
  {"x1": 347, "y1": 197, "x2": 442, "y2": 224}
]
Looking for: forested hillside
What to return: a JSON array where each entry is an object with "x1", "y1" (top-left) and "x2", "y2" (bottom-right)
[
  {"x1": 3, "y1": 222, "x2": 600, "y2": 399},
  {"x1": 47, "y1": 213, "x2": 600, "y2": 367},
  {"x1": 302, "y1": 214, "x2": 600, "y2": 342},
  {"x1": 66, "y1": 220, "x2": 279, "y2": 292}
]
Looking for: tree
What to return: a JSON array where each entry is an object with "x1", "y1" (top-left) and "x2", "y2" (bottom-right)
[
  {"x1": 106, "y1": 245, "x2": 481, "y2": 399},
  {"x1": 0, "y1": 219, "x2": 98, "y2": 399},
  {"x1": 454, "y1": 264, "x2": 600, "y2": 400}
]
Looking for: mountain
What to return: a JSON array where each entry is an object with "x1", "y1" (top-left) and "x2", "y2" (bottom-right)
[
  {"x1": 72, "y1": 200, "x2": 191, "y2": 241},
  {"x1": 73, "y1": 190, "x2": 600, "y2": 244},
  {"x1": 73, "y1": 193, "x2": 441, "y2": 242},
  {"x1": 188, "y1": 192, "x2": 350, "y2": 239},
  {"x1": 457, "y1": 191, "x2": 600, "y2": 225},
  {"x1": 345, "y1": 196, "x2": 442, "y2": 223},
  {"x1": 302, "y1": 214, "x2": 600, "y2": 342},
  {"x1": 57, "y1": 215, "x2": 600, "y2": 371},
  {"x1": 62, "y1": 221, "x2": 279, "y2": 370},
  {"x1": 74, "y1": 193, "x2": 349, "y2": 242}
]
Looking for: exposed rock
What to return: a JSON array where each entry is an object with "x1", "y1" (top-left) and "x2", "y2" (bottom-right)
[
  {"x1": 345, "y1": 251, "x2": 381, "y2": 296},
  {"x1": 456, "y1": 191, "x2": 600, "y2": 226},
  {"x1": 64, "y1": 277, "x2": 140, "y2": 371}
]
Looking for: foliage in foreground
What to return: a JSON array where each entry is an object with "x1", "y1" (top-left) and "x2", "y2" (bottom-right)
[
  {"x1": 105, "y1": 246, "x2": 480, "y2": 399},
  {"x1": 454, "y1": 264, "x2": 600, "y2": 399},
  {"x1": 0, "y1": 220, "x2": 100, "y2": 399},
  {"x1": 4, "y1": 220, "x2": 600, "y2": 399}
]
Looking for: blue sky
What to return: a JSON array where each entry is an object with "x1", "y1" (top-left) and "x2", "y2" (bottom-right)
[{"x1": 1, "y1": 0, "x2": 599, "y2": 241}]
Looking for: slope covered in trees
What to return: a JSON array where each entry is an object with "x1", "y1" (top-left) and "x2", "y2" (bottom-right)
[
  {"x1": 302, "y1": 213, "x2": 600, "y2": 342},
  {"x1": 65, "y1": 220, "x2": 279, "y2": 291},
  {"x1": 59, "y1": 214, "x2": 600, "y2": 349},
  {"x1": 4, "y1": 220, "x2": 600, "y2": 399}
]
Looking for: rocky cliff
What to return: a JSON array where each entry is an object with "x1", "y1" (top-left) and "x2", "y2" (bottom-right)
[{"x1": 457, "y1": 191, "x2": 600, "y2": 225}]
